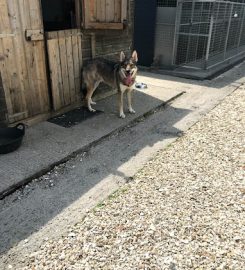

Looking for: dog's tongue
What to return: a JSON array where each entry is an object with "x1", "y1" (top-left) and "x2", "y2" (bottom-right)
[{"x1": 123, "y1": 74, "x2": 133, "y2": 86}]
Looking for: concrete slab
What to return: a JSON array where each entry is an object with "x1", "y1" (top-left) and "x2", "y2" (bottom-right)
[
  {"x1": 142, "y1": 55, "x2": 245, "y2": 80},
  {"x1": 0, "y1": 86, "x2": 183, "y2": 198}
]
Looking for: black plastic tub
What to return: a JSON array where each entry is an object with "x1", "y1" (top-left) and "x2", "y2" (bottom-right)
[{"x1": 0, "y1": 123, "x2": 25, "y2": 154}]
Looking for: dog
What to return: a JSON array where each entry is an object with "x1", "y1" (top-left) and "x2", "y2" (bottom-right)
[{"x1": 82, "y1": 51, "x2": 138, "y2": 118}]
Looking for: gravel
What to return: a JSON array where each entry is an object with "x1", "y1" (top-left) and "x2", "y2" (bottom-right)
[{"x1": 18, "y1": 88, "x2": 245, "y2": 270}]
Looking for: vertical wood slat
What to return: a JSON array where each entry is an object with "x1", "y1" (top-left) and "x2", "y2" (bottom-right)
[
  {"x1": 121, "y1": 0, "x2": 127, "y2": 23},
  {"x1": 27, "y1": 0, "x2": 50, "y2": 114},
  {"x1": 0, "y1": 39, "x2": 14, "y2": 116},
  {"x1": 0, "y1": 0, "x2": 14, "y2": 116},
  {"x1": 58, "y1": 30, "x2": 70, "y2": 106},
  {"x1": 72, "y1": 29, "x2": 80, "y2": 99},
  {"x1": 8, "y1": 0, "x2": 28, "y2": 114},
  {"x1": 28, "y1": 0, "x2": 42, "y2": 29},
  {"x1": 90, "y1": 0, "x2": 96, "y2": 21},
  {"x1": 96, "y1": 0, "x2": 106, "y2": 22},
  {"x1": 114, "y1": 0, "x2": 121, "y2": 22},
  {"x1": 66, "y1": 30, "x2": 76, "y2": 104},
  {"x1": 0, "y1": 0, "x2": 26, "y2": 119},
  {"x1": 75, "y1": 0, "x2": 81, "y2": 27},
  {"x1": 20, "y1": 0, "x2": 41, "y2": 115},
  {"x1": 0, "y1": 0, "x2": 11, "y2": 32},
  {"x1": 47, "y1": 32, "x2": 63, "y2": 111},
  {"x1": 18, "y1": 0, "x2": 36, "y2": 115},
  {"x1": 78, "y1": 31, "x2": 83, "y2": 99},
  {"x1": 106, "y1": 0, "x2": 115, "y2": 22}
]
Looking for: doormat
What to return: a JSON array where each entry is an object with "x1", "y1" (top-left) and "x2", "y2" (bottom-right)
[{"x1": 48, "y1": 107, "x2": 103, "y2": 128}]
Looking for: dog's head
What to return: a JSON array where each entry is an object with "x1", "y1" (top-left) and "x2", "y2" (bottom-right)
[{"x1": 119, "y1": 51, "x2": 138, "y2": 86}]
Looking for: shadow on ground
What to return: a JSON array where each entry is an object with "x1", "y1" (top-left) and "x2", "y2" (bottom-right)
[{"x1": 0, "y1": 100, "x2": 190, "y2": 256}]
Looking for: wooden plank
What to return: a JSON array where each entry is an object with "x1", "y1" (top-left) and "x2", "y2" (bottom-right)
[
  {"x1": 106, "y1": 0, "x2": 115, "y2": 22},
  {"x1": 66, "y1": 30, "x2": 76, "y2": 104},
  {"x1": 78, "y1": 31, "x2": 83, "y2": 99},
  {"x1": 85, "y1": 22, "x2": 123, "y2": 29},
  {"x1": 121, "y1": 0, "x2": 127, "y2": 23},
  {"x1": 98, "y1": 0, "x2": 106, "y2": 22},
  {"x1": 1, "y1": 37, "x2": 23, "y2": 116},
  {"x1": 18, "y1": 0, "x2": 36, "y2": 115},
  {"x1": 58, "y1": 30, "x2": 70, "y2": 106},
  {"x1": 21, "y1": 0, "x2": 43, "y2": 115},
  {"x1": 71, "y1": 29, "x2": 81, "y2": 100},
  {"x1": 91, "y1": 33, "x2": 96, "y2": 58},
  {"x1": 28, "y1": 0, "x2": 50, "y2": 115},
  {"x1": 0, "y1": 0, "x2": 14, "y2": 117},
  {"x1": 1, "y1": 0, "x2": 26, "y2": 119},
  {"x1": 0, "y1": 0, "x2": 11, "y2": 33},
  {"x1": 8, "y1": 0, "x2": 29, "y2": 116},
  {"x1": 75, "y1": 0, "x2": 81, "y2": 27},
  {"x1": 0, "y1": 40, "x2": 14, "y2": 116},
  {"x1": 83, "y1": 0, "x2": 90, "y2": 27},
  {"x1": 0, "y1": 34, "x2": 15, "y2": 38},
  {"x1": 33, "y1": 41, "x2": 50, "y2": 113},
  {"x1": 47, "y1": 34, "x2": 63, "y2": 111},
  {"x1": 90, "y1": 0, "x2": 96, "y2": 22},
  {"x1": 27, "y1": 0, "x2": 43, "y2": 29},
  {"x1": 114, "y1": 0, "x2": 121, "y2": 22}
]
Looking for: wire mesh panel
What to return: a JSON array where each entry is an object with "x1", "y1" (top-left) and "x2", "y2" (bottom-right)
[
  {"x1": 174, "y1": 0, "x2": 245, "y2": 69},
  {"x1": 175, "y1": 1, "x2": 212, "y2": 68},
  {"x1": 157, "y1": 0, "x2": 177, "y2": 7},
  {"x1": 154, "y1": 2, "x2": 177, "y2": 67}
]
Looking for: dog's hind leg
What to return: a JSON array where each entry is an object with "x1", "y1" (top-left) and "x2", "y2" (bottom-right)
[
  {"x1": 127, "y1": 89, "x2": 135, "y2": 114},
  {"x1": 85, "y1": 86, "x2": 96, "y2": 112},
  {"x1": 85, "y1": 81, "x2": 100, "y2": 112}
]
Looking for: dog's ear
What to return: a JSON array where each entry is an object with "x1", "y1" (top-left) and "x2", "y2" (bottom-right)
[
  {"x1": 120, "y1": 51, "x2": 126, "y2": 62},
  {"x1": 132, "y1": 50, "x2": 138, "y2": 62}
]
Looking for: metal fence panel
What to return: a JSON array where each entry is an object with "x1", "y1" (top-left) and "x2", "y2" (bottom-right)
[{"x1": 174, "y1": 0, "x2": 245, "y2": 69}]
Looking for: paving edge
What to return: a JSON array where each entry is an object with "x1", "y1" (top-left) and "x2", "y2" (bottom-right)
[{"x1": 0, "y1": 91, "x2": 185, "y2": 200}]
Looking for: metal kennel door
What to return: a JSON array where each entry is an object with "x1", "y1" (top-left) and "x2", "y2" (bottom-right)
[{"x1": 174, "y1": 0, "x2": 245, "y2": 70}]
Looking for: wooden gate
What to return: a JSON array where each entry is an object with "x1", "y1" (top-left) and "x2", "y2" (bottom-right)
[
  {"x1": 0, "y1": 0, "x2": 50, "y2": 123},
  {"x1": 46, "y1": 30, "x2": 83, "y2": 111}
]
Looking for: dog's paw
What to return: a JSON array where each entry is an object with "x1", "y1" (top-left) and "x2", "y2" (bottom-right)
[
  {"x1": 129, "y1": 108, "x2": 136, "y2": 114},
  {"x1": 89, "y1": 108, "x2": 96, "y2": 112},
  {"x1": 119, "y1": 112, "x2": 126, "y2": 119},
  {"x1": 90, "y1": 101, "x2": 96, "y2": 105}
]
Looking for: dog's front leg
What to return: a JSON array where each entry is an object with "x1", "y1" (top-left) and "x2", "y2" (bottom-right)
[
  {"x1": 118, "y1": 91, "x2": 125, "y2": 118},
  {"x1": 127, "y1": 89, "x2": 135, "y2": 114}
]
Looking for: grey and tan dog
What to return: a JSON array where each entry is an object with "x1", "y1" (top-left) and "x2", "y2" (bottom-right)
[{"x1": 82, "y1": 51, "x2": 138, "y2": 118}]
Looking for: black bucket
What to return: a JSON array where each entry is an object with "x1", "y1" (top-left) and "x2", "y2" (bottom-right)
[{"x1": 0, "y1": 123, "x2": 25, "y2": 154}]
